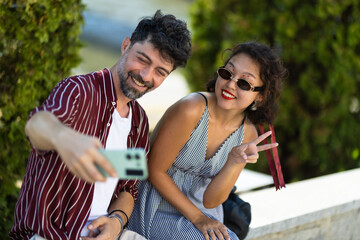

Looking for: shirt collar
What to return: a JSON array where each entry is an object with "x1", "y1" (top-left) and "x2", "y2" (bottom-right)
[
  {"x1": 100, "y1": 68, "x2": 117, "y2": 104},
  {"x1": 100, "y1": 68, "x2": 141, "y2": 129}
]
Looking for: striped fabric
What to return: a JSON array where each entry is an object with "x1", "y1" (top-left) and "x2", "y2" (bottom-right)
[
  {"x1": 128, "y1": 94, "x2": 243, "y2": 240},
  {"x1": 9, "y1": 68, "x2": 149, "y2": 240}
]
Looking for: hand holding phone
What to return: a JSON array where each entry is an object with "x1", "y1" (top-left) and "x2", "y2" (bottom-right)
[{"x1": 97, "y1": 148, "x2": 148, "y2": 180}]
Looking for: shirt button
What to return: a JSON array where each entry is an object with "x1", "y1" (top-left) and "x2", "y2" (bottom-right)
[
  {"x1": 112, "y1": 102, "x2": 116, "y2": 106},
  {"x1": 107, "y1": 123, "x2": 110, "y2": 127}
]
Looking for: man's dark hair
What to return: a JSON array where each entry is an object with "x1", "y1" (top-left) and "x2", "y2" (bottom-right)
[{"x1": 130, "y1": 10, "x2": 192, "y2": 70}]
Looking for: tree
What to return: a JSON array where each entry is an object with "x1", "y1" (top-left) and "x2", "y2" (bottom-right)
[
  {"x1": 0, "y1": 0, "x2": 84, "y2": 235},
  {"x1": 186, "y1": 0, "x2": 360, "y2": 182}
]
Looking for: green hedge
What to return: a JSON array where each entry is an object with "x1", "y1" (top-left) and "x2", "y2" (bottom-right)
[
  {"x1": 0, "y1": 0, "x2": 84, "y2": 235},
  {"x1": 186, "y1": 0, "x2": 360, "y2": 182}
]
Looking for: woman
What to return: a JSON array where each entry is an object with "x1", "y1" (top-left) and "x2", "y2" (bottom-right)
[{"x1": 128, "y1": 41, "x2": 287, "y2": 240}]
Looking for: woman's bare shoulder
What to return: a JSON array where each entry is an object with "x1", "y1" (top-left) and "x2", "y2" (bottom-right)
[
  {"x1": 166, "y1": 92, "x2": 208, "y2": 120},
  {"x1": 243, "y1": 118, "x2": 259, "y2": 143},
  {"x1": 150, "y1": 92, "x2": 208, "y2": 145}
]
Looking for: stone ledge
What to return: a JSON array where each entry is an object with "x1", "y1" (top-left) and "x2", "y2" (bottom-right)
[
  {"x1": 245, "y1": 200, "x2": 360, "y2": 240},
  {"x1": 239, "y1": 168, "x2": 360, "y2": 240}
]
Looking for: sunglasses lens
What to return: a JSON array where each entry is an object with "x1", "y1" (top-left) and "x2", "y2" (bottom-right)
[
  {"x1": 218, "y1": 68, "x2": 232, "y2": 80},
  {"x1": 218, "y1": 68, "x2": 255, "y2": 91},
  {"x1": 237, "y1": 80, "x2": 251, "y2": 91}
]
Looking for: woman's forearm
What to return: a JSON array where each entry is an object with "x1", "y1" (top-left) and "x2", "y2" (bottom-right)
[{"x1": 203, "y1": 161, "x2": 245, "y2": 208}]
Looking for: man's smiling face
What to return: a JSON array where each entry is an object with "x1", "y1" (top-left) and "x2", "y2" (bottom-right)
[{"x1": 117, "y1": 37, "x2": 174, "y2": 100}]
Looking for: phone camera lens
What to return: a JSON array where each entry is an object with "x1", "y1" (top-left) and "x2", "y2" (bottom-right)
[
  {"x1": 126, "y1": 154, "x2": 131, "y2": 160},
  {"x1": 135, "y1": 154, "x2": 140, "y2": 160}
]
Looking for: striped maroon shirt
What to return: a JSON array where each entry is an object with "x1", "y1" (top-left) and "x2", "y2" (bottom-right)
[{"x1": 9, "y1": 68, "x2": 150, "y2": 240}]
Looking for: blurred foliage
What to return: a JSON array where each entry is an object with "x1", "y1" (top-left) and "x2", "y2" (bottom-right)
[
  {"x1": 0, "y1": 0, "x2": 84, "y2": 236},
  {"x1": 186, "y1": 0, "x2": 360, "y2": 182}
]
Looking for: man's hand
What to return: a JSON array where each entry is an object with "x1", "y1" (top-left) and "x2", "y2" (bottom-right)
[
  {"x1": 81, "y1": 216, "x2": 122, "y2": 240},
  {"x1": 54, "y1": 128, "x2": 117, "y2": 183},
  {"x1": 25, "y1": 111, "x2": 117, "y2": 183}
]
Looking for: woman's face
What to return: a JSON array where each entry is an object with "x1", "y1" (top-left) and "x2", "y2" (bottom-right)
[{"x1": 215, "y1": 53, "x2": 264, "y2": 112}]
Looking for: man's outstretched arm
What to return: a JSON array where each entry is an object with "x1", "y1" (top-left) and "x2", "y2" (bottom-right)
[{"x1": 25, "y1": 111, "x2": 116, "y2": 182}]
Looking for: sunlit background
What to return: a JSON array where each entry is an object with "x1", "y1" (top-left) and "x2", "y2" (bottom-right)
[{"x1": 1, "y1": 0, "x2": 359, "y2": 238}]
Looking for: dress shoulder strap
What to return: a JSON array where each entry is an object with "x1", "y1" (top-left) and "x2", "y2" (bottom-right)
[
  {"x1": 242, "y1": 116, "x2": 246, "y2": 125},
  {"x1": 196, "y1": 92, "x2": 208, "y2": 106}
]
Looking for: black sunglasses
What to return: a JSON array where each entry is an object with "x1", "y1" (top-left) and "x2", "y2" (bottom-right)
[{"x1": 217, "y1": 67, "x2": 264, "y2": 92}]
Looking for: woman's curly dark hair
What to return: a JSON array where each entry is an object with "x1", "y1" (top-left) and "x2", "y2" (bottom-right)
[
  {"x1": 206, "y1": 41, "x2": 288, "y2": 125},
  {"x1": 130, "y1": 10, "x2": 192, "y2": 70}
]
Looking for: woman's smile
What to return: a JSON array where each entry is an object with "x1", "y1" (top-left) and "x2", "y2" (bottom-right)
[{"x1": 221, "y1": 89, "x2": 236, "y2": 100}]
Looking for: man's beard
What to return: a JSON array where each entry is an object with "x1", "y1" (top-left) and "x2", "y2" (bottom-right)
[{"x1": 117, "y1": 58, "x2": 154, "y2": 100}]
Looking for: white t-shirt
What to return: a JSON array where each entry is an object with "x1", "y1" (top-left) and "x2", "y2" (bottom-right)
[{"x1": 81, "y1": 108, "x2": 132, "y2": 236}]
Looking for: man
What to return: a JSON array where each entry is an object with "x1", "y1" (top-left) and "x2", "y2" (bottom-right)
[{"x1": 9, "y1": 10, "x2": 191, "y2": 240}]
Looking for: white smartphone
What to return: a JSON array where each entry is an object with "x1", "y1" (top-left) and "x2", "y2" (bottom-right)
[{"x1": 97, "y1": 148, "x2": 148, "y2": 180}]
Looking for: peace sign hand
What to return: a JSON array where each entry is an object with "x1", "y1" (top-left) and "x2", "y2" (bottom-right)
[{"x1": 228, "y1": 131, "x2": 278, "y2": 165}]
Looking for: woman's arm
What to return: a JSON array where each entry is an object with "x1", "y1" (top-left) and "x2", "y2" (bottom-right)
[
  {"x1": 148, "y1": 93, "x2": 206, "y2": 222},
  {"x1": 149, "y1": 93, "x2": 232, "y2": 240},
  {"x1": 203, "y1": 122, "x2": 259, "y2": 208}
]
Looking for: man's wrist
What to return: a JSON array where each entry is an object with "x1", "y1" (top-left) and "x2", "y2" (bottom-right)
[
  {"x1": 109, "y1": 213, "x2": 124, "y2": 235},
  {"x1": 109, "y1": 209, "x2": 129, "y2": 228}
]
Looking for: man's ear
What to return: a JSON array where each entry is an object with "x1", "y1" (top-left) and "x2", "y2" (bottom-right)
[{"x1": 121, "y1": 37, "x2": 131, "y2": 56}]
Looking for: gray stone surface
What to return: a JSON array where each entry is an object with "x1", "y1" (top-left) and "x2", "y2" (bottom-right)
[{"x1": 240, "y1": 169, "x2": 360, "y2": 240}]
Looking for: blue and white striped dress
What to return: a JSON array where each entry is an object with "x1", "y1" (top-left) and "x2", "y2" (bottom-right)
[{"x1": 129, "y1": 95, "x2": 243, "y2": 240}]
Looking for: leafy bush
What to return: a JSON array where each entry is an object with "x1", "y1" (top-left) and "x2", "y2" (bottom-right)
[
  {"x1": 186, "y1": 0, "x2": 360, "y2": 182},
  {"x1": 0, "y1": 0, "x2": 84, "y2": 235}
]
